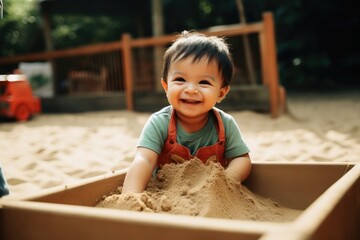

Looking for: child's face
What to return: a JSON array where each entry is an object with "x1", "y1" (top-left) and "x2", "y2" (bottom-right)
[{"x1": 161, "y1": 56, "x2": 230, "y2": 119}]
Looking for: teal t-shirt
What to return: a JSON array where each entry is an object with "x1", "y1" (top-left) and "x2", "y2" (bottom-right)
[{"x1": 137, "y1": 106, "x2": 249, "y2": 159}]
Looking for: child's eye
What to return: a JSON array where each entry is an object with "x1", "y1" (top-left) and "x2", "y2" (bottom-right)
[
  {"x1": 199, "y1": 80, "x2": 212, "y2": 85},
  {"x1": 174, "y1": 77, "x2": 185, "y2": 82}
]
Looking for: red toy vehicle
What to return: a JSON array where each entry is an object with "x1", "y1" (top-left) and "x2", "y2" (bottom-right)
[{"x1": 0, "y1": 74, "x2": 41, "y2": 121}]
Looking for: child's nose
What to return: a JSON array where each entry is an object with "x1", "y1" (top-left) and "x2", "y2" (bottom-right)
[{"x1": 185, "y1": 82, "x2": 199, "y2": 93}]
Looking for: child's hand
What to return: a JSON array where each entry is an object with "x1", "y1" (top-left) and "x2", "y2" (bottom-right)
[
  {"x1": 225, "y1": 167, "x2": 242, "y2": 183},
  {"x1": 225, "y1": 154, "x2": 251, "y2": 183},
  {"x1": 122, "y1": 148, "x2": 158, "y2": 194}
]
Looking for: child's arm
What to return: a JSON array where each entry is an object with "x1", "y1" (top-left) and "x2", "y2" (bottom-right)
[
  {"x1": 225, "y1": 153, "x2": 251, "y2": 183},
  {"x1": 122, "y1": 147, "x2": 158, "y2": 194}
]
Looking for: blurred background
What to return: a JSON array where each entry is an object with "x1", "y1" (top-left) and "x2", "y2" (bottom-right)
[{"x1": 0, "y1": 0, "x2": 359, "y2": 92}]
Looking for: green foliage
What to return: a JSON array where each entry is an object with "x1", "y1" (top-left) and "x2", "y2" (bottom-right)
[
  {"x1": 163, "y1": 0, "x2": 238, "y2": 31},
  {"x1": 51, "y1": 15, "x2": 127, "y2": 49},
  {"x1": 0, "y1": 0, "x2": 41, "y2": 56},
  {"x1": 244, "y1": 0, "x2": 359, "y2": 89}
]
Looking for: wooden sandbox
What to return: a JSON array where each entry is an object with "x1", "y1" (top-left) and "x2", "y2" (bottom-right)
[{"x1": 1, "y1": 162, "x2": 359, "y2": 240}]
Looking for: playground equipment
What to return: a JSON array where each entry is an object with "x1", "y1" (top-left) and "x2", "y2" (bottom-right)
[
  {"x1": 0, "y1": 12, "x2": 284, "y2": 117},
  {"x1": 0, "y1": 74, "x2": 41, "y2": 121}
]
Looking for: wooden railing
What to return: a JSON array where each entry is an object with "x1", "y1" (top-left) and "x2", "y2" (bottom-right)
[{"x1": 0, "y1": 12, "x2": 283, "y2": 117}]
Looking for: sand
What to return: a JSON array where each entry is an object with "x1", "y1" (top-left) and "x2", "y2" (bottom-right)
[
  {"x1": 97, "y1": 158, "x2": 301, "y2": 222},
  {"x1": 0, "y1": 91, "x2": 359, "y2": 221}
]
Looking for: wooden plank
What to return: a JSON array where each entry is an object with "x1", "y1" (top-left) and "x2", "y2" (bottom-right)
[
  {"x1": 40, "y1": 93, "x2": 126, "y2": 113},
  {"x1": 0, "y1": 202, "x2": 265, "y2": 240},
  {"x1": 121, "y1": 34, "x2": 134, "y2": 110},
  {"x1": 0, "y1": 42, "x2": 122, "y2": 64},
  {"x1": 263, "y1": 12, "x2": 280, "y2": 118},
  {"x1": 130, "y1": 22, "x2": 264, "y2": 48}
]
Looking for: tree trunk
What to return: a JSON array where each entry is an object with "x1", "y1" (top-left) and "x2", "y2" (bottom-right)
[
  {"x1": 152, "y1": 0, "x2": 165, "y2": 91},
  {"x1": 235, "y1": 0, "x2": 256, "y2": 85}
]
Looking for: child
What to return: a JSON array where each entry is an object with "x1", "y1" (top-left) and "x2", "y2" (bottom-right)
[{"x1": 122, "y1": 31, "x2": 251, "y2": 193}]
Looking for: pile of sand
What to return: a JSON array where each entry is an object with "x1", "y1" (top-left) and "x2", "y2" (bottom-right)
[{"x1": 97, "y1": 158, "x2": 301, "y2": 222}]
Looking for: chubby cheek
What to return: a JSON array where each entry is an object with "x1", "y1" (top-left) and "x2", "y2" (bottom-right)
[
  {"x1": 165, "y1": 88, "x2": 180, "y2": 102},
  {"x1": 204, "y1": 88, "x2": 221, "y2": 101}
]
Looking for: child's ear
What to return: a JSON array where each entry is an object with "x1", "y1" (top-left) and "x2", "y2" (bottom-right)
[
  {"x1": 218, "y1": 86, "x2": 230, "y2": 103},
  {"x1": 161, "y1": 78, "x2": 168, "y2": 92}
]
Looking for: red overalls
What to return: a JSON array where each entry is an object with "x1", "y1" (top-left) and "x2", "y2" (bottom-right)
[{"x1": 157, "y1": 108, "x2": 227, "y2": 168}]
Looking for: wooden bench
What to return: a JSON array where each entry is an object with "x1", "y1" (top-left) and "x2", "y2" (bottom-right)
[{"x1": 68, "y1": 67, "x2": 107, "y2": 93}]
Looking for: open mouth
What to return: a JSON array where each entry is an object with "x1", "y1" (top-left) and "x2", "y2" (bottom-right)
[{"x1": 181, "y1": 99, "x2": 201, "y2": 104}]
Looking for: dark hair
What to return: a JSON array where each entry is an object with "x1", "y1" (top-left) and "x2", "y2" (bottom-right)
[{"x1": 162, "y1": 31, "x2": 234, "y2": 87}]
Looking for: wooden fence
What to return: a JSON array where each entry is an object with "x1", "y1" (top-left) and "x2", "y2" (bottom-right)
[{"x1": 0, "y1": 12, "x2": 284, "y2": 117}]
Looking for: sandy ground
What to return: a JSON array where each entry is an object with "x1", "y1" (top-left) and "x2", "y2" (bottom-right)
[{"x1": 0, "y1": 91, "x2": 359, "y2": 220}]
